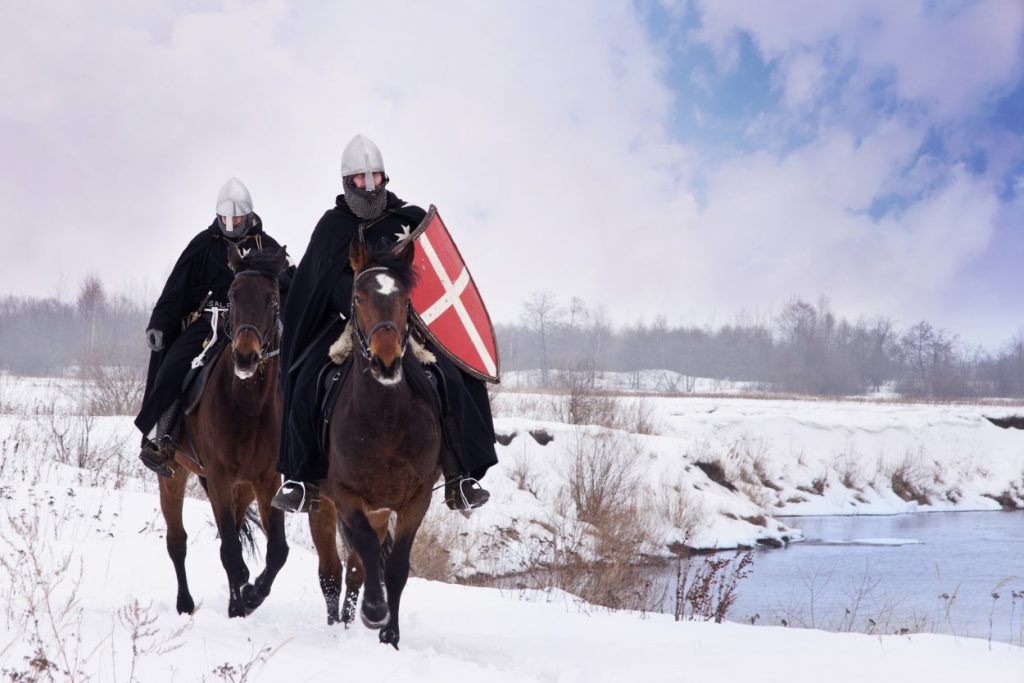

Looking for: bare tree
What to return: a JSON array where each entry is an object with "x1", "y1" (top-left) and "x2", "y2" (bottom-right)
[
  {"x1": 520, "y1": 291, "x2": 564, "y2": 387},
  {"x1": 77, "y1": 275, "x2": 107, "y2": 351}
]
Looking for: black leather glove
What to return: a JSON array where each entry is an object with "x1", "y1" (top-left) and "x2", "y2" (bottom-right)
[{"x1": 146, "y1": 328, "x2": 164, "y2": 352}]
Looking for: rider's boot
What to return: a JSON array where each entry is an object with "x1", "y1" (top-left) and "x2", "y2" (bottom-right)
[
  {"x1": 440, "y1": 412, "x2": 490, "y2": 511},
  {"x1": 139, "y1": 436, "x2": 176, "y2": 478}
]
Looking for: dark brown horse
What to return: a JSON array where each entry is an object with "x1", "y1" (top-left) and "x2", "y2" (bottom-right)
[
  {"x1": 159, "y1": 245, "x2": 289, "y2": 618},
  {"x1": 309, "y1": 236, "x2": 442, "y2": 648}
]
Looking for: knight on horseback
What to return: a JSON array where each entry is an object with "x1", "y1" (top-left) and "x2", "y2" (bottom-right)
[
  {"x1": 272, "y1": 134, "x2": 498, "y2": 514},
  {"x1": 135, "y1": 178, "x2": 293, "y2": 477}
]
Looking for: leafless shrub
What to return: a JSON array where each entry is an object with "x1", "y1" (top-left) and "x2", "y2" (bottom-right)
[
  {"x1": 889, "y1": 448, "x2": 931, "y2": 505},
  {"x1": 674, "y1": 550, "x2": 755, "y2": 623},
  {"x1": 532, "y1": 486, "x2": 663, "y2": 613},
  {"x1": 550, "y1": 369, "x2": 619, "y2": 429},
  {"x1": 562, "y1": 431, "x2": 642, "y2": 527},
  {"x1": 75, "y1": 352, "x2": 146, "y2": 416},
  {"x1": 656, "y1": 477, "x2": 708, "y2": 544},
  {"x1": 209, "y1": 639, "x2": 280, "y2": 683},
  {"x1": 839, "y1": 460, "x2": 861, "y2": 489},
  {"x1": 117, "y1": 598, "x2": 190, "y2": 682},
  {"x1": 409, "y1": 506, "x2": 460, "y2": 581},
  {"x1": 0, "y1": 504, "x2": 90, "y2": 681},
  {"x1": 43, "y1": 411, "x2": 131, "y2": 487},
  {"x1": 617, "y1": 397, "x2": 659, "y2": 435},
  {"x1": 508, "y1": 449, "x2": 538, "y2": 497}
]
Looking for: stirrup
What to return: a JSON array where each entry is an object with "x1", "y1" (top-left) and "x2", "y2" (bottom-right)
[
  {"x1": 444, "y1": 477, "x2": 489, "y2": 512},
  {"x1": 139, "y1": 443, "x2": 175, "y2": 478},
  {"x1": 271, "y1": 480, "x2": 320, "y2": 513}
]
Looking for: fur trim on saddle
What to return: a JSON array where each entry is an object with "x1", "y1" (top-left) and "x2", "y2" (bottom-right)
[{"x1": 329, "y1": 323, "x2": 437, "y2": 365}]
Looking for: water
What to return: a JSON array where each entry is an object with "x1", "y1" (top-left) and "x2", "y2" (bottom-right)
[{"x1": 671, "y1": 511, "x2": 1024, "y2": 642}]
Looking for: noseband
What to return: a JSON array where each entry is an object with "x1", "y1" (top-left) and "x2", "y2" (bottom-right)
[
  {"x1": 351, "y1": 265, "x2": 411, "y2": 362},
  {"x1": 224, "y1": 269, "x2": 281, "y2": 361}
]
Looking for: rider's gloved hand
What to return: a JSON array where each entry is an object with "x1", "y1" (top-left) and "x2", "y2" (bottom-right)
[{"x1": 146, "y1": 328, "x2": 164, "y2": 352}]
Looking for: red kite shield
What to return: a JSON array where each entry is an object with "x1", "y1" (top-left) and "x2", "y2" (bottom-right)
[{"x1": 400, "y1": 206, "x2": 500, "y2": 383}]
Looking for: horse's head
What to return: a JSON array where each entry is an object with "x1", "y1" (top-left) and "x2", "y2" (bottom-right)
[
  {"x1": 349, "y1": 236, "x2": 417, "y2": 386},
  {"x1": 226, "y1": 244, "x2": 288, "y2": 380}
]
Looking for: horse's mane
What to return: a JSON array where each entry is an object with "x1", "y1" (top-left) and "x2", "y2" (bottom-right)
[
  {"x1": 360, "y1": 239, "x2": 417, "y2": 291},
  {"x1": 238, "y1": 248, "x2": 286, "y2": 278}
]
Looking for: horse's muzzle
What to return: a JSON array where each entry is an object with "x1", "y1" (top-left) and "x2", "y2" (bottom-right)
[
  {"x1": 233, "y1": 347, "x2": 260, "y2": 379},
  {"x1": 370, "y1": 355, "x2": 403, "y2": 386}
]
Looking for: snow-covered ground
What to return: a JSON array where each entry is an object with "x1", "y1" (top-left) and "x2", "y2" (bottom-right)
[
  {"x1": 2, "y1": 463, "x2": 1021, "y2": 681},
  {"x1": 1, "y1": 373, "x2": 1022, "y2": 680},
  {"x1": 501, "y1": 369, "x2": 762, "y2": 394}
]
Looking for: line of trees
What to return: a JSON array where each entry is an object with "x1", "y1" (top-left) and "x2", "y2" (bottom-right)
[
  {"x1": 500, "y1": 292, "x2": 1024, "y2": 399},
  {"x1": 0, "y1": 277, "x2": 148, "y2": 375},
  {"x1": 3, "y1": 281, "x2": 1023, "y2": 400}
]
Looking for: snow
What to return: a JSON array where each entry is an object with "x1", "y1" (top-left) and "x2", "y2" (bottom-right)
[
  {"x1": 1, "y1": 373, "x2": 1022, "y2": 679},
  {"x1": 812, "y1": 537, "x2": 924, "y2": 546},
  {"x1": 0, "y1": 475, "x2": 1019, "y2": 682}
]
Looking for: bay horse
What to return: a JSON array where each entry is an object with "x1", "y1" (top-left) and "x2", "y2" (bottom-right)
[
  {"x1": 158, "y1": 245, "x2": 289, "y2": 618},
  {"x1": 309, "y1": 236, "x2": 442, "y2": 649}
]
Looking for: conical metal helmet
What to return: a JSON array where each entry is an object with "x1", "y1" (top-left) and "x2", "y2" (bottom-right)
[
  {"x1": 215, "y1": 177, "x2": 254, "y2": 238},
  {"x1": 340, "y1": 134, "x2": 385, "y2": 191}
]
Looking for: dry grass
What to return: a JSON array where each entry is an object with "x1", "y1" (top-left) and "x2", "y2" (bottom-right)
[
  {"x1": 656, "y1": 477, "x2": 708, "y2": 544},
  {"x1": 889, "y1": 448, "x2": 932, "y2": 505}
]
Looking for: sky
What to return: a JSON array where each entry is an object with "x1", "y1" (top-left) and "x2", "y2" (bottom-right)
[{"x1": 2, "y1": 0, "x2": 1022, "y2": 347}]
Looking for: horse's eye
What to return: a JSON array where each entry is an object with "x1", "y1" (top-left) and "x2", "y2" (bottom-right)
[{"x1": 353, "y1": 295, "x2": 362, "y2": 306}]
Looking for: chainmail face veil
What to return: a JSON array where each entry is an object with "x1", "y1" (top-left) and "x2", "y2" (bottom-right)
[{"x1": 342, "y1": 175, "x2": 389, "y2": 220}]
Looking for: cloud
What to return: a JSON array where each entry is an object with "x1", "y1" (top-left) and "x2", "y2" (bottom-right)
[
  {"x1": 0, "y1": 0, "x2": 1021, "y2": 347},
  {"x1": 0, "y1": 0, "x2": 694, "y2": 323},
  {"x1": 692, "y1": 0, "x2": 1024, "y2": 119}
]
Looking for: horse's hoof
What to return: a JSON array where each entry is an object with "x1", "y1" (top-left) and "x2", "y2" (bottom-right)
[
  {"x1": 360, "y1": 600, "x2": 390, "y2": 629},
  {"x1": 228, "y1": 590, "x2": 249, "y2": 618},
  {"x1": 379, "y1": 626, "x2": 400, "y2": 650},
  {"x1": 341, "y1": 600, "x2": 357, "y2": 626},
  {"x1": 176, "y1": 593, "x2": 195, "y2": 615},
  {"x1": 242, "y1": 583, "x2": 267, "y2": 612}
]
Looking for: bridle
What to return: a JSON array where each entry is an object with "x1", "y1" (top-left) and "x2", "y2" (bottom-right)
[
  {"x1": 224, "y1": 269, "x2": 282, "y2": 362},
  {"x1": 351, "y1": 265, "x2": 411, "y2": 362}
]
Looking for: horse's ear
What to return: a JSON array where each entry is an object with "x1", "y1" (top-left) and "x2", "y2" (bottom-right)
[
  {"x1": 227, "y1": 242, "x2": 244, "y2": 272},
  {"x1": 349, "y1": 235, "x2": 367, "y2": 272},
  {"x1": 273, "y1": 246, "x2": 288, "y2": 273},
  {"x1": 396, "y1": 237, "x2": 415, "y2": 266}
]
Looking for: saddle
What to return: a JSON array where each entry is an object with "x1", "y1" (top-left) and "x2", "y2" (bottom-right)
[
  {"x1": 183, "y1": 332, "x2": 230, "y2": 416},
  {"x1": 156, "y1": 324, "x2": 230, "y2": 470},
  {"x1": 316, "y1": 323, "x2": 445, "y2": 454}
]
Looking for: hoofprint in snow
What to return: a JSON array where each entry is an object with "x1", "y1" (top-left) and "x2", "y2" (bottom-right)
[{"x1": 0, "y1": 373, "x2": 1022, "y2": 680}]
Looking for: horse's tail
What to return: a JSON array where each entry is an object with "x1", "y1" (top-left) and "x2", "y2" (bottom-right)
[
  {"x1": 379, "y1": 512, "x2": 396, "y2": 568},
  {"x1": 239, "y1": 506, "x2": 262, "y2": 560},
  {"x1": 197, "y1": 475, "x2": 263, "y2": 560}
]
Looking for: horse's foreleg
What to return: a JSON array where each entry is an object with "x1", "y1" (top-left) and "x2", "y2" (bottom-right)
[
  {"x1": 379, "y1": 490, "x2": 432, "y2": 649},
  {"x1": 309, "y1": 496, "x2": 343, "y2": 625},
  {"x1": 342, "y1": 547, "x2": 364, "y2": 627},
  {"x1": 206, "y1": 475, "x2": 251, "y2": 618},
  {"x1": 159, "y1": 464, "x2": 194, "y2": 615},
  {"x1": 337, "y1": 501, "x2": 389, "y2": 629},
  {"x1": 243, "y1": 474, "x2": 289, "y2": 613}
]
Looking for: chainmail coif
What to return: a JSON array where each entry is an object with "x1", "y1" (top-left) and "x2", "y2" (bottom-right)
[{"x1": 342, "y1": 176, "x2": 389, "y2": 220}]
